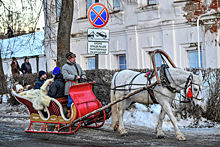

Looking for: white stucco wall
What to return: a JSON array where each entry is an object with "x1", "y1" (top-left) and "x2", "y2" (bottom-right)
[{"x1": 44, "y1": 0, "x2": 220, "y2": 71}]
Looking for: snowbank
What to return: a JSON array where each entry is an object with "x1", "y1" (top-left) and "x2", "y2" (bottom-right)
[{"x1": 104, "y1": 103, "x2": 217, "y2": 130}]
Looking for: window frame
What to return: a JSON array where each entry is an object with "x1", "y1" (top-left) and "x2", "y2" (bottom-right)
[
  {"x1": 188, "y1": 50, "x2": 203, "y2": 69},
  {"x1": 113, "y1": 0, "x2": 120, "y2": 11},
  {"x1": 148, "y1": 0, "x2": 158, "y2": 5},
  {"x1": 87, "y1": 57, "x2": 96, "y2": 70},
  {"x1": 86, "y1": 0, "x2": 100, "y2": 15},
  {"x1": 154, "y1": 53, "x2": 163, "y2": 67},
  {"x1": 118, "y1": 55, "x2": 127, "y2": 70}
]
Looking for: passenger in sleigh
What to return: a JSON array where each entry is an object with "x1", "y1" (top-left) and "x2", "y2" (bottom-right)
[
  {"x1": 35, "y1": 70, "x2": 47, "y2": 89},
  {"x1": 15, "y1": 83, "x2": 24, "y2": 93},
  {"x1": 48, "y1": 67, "x2": 65, "y2": 99},
  {"x1": 62, "y1": 52, "x2": 87, "y2": 118}
]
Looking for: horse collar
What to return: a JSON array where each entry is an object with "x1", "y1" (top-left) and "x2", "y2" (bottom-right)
[{"x1": 159, "y1": 64, "x2": 179, "y2": 93}]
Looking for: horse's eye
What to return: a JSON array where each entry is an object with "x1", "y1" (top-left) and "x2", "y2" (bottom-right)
[{"x1": 194, "y1": 88, "x2": 198, "y2": 91}]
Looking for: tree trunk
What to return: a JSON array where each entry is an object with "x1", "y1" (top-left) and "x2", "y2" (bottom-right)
[
  {"x1": 0, "y1": 50, "x2": 6, "y2": 95},
  {"x1": 57, "y1": 0, "x2": 74, "y2": 68},
  {"x1": 0, "y1": 50, "x2": 4, "y2": 76}
]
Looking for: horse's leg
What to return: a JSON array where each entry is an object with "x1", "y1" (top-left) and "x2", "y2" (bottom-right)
[
  {"x1": 114, "y1": 106, "x2": 120, "y2": 132},
  {"x1": 156, "y1": 107, "x2": 166, "y2": 139},
  {"x1": 117, "y1": 99, "x2": 128, "y2": 136},
  {"x1": 162, "y1": 101, "x2": 186, "y2": 141}
]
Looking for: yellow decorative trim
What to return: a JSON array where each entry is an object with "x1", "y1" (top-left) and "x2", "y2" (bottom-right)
[
  {"x1": 58, "y1": 104, "x2": 77, "y2": 122},
  {"x1": 30, "y1": 113, "x2": 44, "y2": 121}
]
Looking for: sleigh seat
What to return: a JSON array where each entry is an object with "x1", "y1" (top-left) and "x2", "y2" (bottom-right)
[{"x1": 11, "y1": 89, "x2": 78, "y2": 134}]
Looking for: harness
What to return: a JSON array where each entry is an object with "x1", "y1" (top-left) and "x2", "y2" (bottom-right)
[
  {"x1": 113, "y1": 69, "x2": 159, "y2": 104},
  {"x1": 112, "y1": 63, "x2": 202, "y2": 105},
  {"x1": 159, "y1": 64, "x2": 202, "y2": 103},
  {"x1": 160, "y1": 64, "x2": 179, "y2": 93}
]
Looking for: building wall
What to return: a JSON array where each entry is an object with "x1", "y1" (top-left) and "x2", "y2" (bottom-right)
[{"x1": 44, "y1": 0, "x2": 220, "y2": 71}]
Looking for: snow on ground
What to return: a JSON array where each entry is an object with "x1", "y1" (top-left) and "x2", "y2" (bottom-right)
[
  {"x1": 104, "y1": 103, "x2": 218, "y2": 131},
  {"x1": 0, "y1": 98, "x2": 218, "y2": 130},
  {"x1": 0, "y1": 102, "x2": 29, "y2": 124},
  {"x1": 0, "y1": 103, "x2": 29, "y2": 117}
]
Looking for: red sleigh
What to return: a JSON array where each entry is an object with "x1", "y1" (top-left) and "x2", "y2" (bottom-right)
[{"x1": 12, "y1": 82, "x2": 106, "y2": 134}]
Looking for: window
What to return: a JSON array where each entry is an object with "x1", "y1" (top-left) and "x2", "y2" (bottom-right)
[
  {"x1": 88, "y1": 58, "x2": 95, "y2": 70},
  {"x1": 119, "y1": 55, "x2": 126, "y2": 69},
  {"x1": 148, "y1": 0, "x2": 157, "y2": 5},
  {"x1": 87, "y1": 0, "x2": 99, "y2": 12},
  {"x1": 154, "y1": 53, "x2": 162, "y2": 67},
  {"x1": 87, "y1": 0, "x2": 93, "y2": 11},
  {"x1": 189, "y1": 51, "x2": 202, "y2": 68},
  {"x1": 57, "y1": 0, "x2": 62, "y2": 21},
  {"x1": 114, "y1": 0, "x2": 120, "y2": 8}
]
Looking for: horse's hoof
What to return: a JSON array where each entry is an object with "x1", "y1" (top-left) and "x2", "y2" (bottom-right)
[
  {"x1": 114, "y1": 124, "x2": 119, "y2": 132},
  {"x1": 120, "y1": 133, "x2": 128, "y2": 137},
  {"x1": 178, "y1": 137, "x2": 186, "y2": 141},
  {"x1": 157, "y1": 135, "x2": 165, "y2": 139}
]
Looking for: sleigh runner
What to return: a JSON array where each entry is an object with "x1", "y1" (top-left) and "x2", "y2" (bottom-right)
[{"x1": 12, "y1": 82, "x2": 106, "y2": 134}]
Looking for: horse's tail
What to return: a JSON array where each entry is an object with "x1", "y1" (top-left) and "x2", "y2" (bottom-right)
[{"x1": 111, "y1": 72, "x2": 118, "y2": 126}]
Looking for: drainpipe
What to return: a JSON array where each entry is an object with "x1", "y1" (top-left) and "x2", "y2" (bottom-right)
[
  {"x1": 197, "y1": 13, "x2": 219, "y2": 75},
  {"x1": 217, "y1": 17, "x2": 220, "y2": 68}
]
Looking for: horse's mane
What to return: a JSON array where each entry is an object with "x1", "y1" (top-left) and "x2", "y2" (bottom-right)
[{"x1": 168, "y1": 68, "x2": 202, "y2": 85}]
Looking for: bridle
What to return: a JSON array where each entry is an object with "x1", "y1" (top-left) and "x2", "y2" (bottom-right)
[
  {"x1": 161, "y1": 65, "x2": 202, "y2": 103},
  {"x1": 183, "y1": 73, "x2": 202, "y2": 101}
]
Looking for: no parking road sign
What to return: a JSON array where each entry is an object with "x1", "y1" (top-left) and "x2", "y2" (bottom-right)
[{"x1": 88, "y1": 3, "x2": 109, "y2": 28}]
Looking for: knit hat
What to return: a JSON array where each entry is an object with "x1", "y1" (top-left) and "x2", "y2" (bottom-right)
[
  {"x1": 12, "y1": 57, "x2": 16, "y2": 61},
  {"x1": 52, "y1": 67, "x2": 61, "y2": 75},
  {"x1": 24, "y1": 57, "x2": 29, "y2": 62},
  {"x1": 66, "y1": 52, "x2": 76, "y2": 60},
  {"x1": 16, "y1": 84, "x2": 24, "y2": 93},
  {"x1": 39, "y1": 70, "x2": 46, "y2": 78}
]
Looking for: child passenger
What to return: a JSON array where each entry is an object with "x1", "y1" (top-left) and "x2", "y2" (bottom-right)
[{"x1": 16, "y1": 84, "x2": 24, "y2": 93}]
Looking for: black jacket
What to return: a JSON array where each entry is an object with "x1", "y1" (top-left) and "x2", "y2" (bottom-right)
[
  {"x1": 48, "y1": 73, "x2": 65, "y2": 98},
  {"x1": 35, "y1": 77, "x2": 45, "y2": 89},
  {"x1": 21, "y1": 62, "x2": 32, "y2": 74}
]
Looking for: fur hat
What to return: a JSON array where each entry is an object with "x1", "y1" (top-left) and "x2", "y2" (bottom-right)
[
  {"x1": 66, "y1": 52, "x2": 76, "y2": 59},
  {"x1": 16, "y1": 84, "x2": 24, "y2": 93},
  {"x1": 52, "y1": 67, "x2": 61, "y2": 75},
  {"x1": 39, "y1": 70, "x2": 46, "y2": 78}
]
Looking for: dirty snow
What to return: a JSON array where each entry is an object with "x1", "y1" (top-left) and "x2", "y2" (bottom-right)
[{"x1": 0, "y1": 96, "x2": 219, "y2": 131}]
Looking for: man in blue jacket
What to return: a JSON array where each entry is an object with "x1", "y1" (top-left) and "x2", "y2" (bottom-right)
[{"x1": 35, "y1": 70, "x2": 47, "y2": 89}]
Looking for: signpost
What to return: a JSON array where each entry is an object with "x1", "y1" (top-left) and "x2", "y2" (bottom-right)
[
  {"x1": 87, "y1": 29, "x2": 109, "y2": 42},
  {"x1": 88, "y1": 42, "x2": 109, "y2": 54},
  {"x1": 87, "y1": 3, "x2": 110, "y2": 86},
  {"x1": 87, "y1": 3, "x2": 109, "y2": 28}
]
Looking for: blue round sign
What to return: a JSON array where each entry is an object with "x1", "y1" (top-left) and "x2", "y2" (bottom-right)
[{"x1": 88, "y1": 3, "x2": 109, "y2": 28}]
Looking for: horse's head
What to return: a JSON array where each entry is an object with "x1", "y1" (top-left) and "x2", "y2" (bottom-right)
[{"x1": 186, "y1": 74, "x2": 203, "y2": 107}]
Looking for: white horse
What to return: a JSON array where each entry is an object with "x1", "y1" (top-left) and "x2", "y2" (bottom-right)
[{"x1": 111, "y1": 67, "x2": 203, "y2": 141}]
